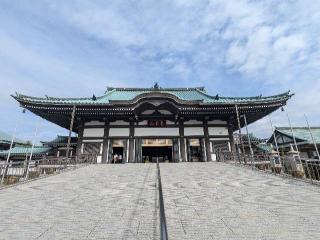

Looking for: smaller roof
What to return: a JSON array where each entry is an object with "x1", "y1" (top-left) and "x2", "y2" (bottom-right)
[
  {"x1": 241, "y1": 133, "x2": 265, "y2": 143},
  {"x1": 275, "y1": 127, "x2": 320, "y2": 144},
  {"x1": 41, "y1": 135, "x2": 77, "y2": 146},
  {"x1": 0, "y1": 146, "x2": 51, "y2": 157},
  {"x1": 256, "y1": 143, "x2": 273, "y2": 153},
  {"x1": 0, "y1": 130, "x2": 28, "y2": 145}
]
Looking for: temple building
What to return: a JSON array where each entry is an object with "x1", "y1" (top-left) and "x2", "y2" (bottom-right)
[
  {"x1": 236, "y1": 133, "x2": 272, "y2": 154},
  {"x1": 41, "y1": 135, "x2": 77, "y2": 157},
  {"x1": 268, "y1": 127, "x2": 320, "y2": 159},
  {"x1": 0, "y1": 146, "x2": 51, "y2": 161},
  {"x1": 12, "y1": 85, "x2": 292, "y2": 163},
  {"x1": 0, "y1": 135, "x2": 76, "y2": 161}
]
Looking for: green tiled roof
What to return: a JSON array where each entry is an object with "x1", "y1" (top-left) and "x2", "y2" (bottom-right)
[
  {"x1": 0, "y1": 146, "x2": 51, "y2": 157},
  {"x1": 242, "y1": 133, "x2": 264, "y2": 143},
  {"x1": 13, "y1": 87, "x2": 292, "y2": 105},
  {"x1": 0, "y1": 130, "x2": 27, "y2": 145},
  {"x1": 276, "y1": 127, "x2": 320, "y2": 144},
  {"x1": 256, "y1": 143, "x2": 273, "y2": 153},
  {"x1": 41, "y1": 135, "x2": 77, "y2": 146}
]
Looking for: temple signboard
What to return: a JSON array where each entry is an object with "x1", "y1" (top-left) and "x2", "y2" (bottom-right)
[{"x1": 147, "y1": 120, "x2": 166, "y2": 127}]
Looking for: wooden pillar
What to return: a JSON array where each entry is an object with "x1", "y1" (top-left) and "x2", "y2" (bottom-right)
[
  {"x1": 122, "y1": 139, "x2": 128, "y2": 164},
  {"x1": 186, "y1": 138, "x2": 191, "y2": 162},
  {"x1": 128, "y1": 121, "x2": 135, "y2": 163},
  {"x1": 203, "y1": 120, "x2": 211, "y2": 162},
  {"x1": 227, "y1": 123, "x2": 236, "y2": 154},
  {"x1": 179, "y1": 120, "x2": 187, "y2": 162},
  {"x1": 102, "y1": 121, "x2": 110, "y2": 163},
  {"x1": 172, "y1": 138, "x2": 180, "y2": 162},
  {"x1": 76, "y1": 123, "x2": 84, "y2": 156}
]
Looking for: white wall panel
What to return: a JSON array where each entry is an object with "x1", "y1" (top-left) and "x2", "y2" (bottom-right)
[
  {"x1": 209, "y1": 138, "x2": 229, "y2": 141},
  {"x1": 207, "y1": 120, "x2": 227, "y2": 124},
  {"x1": 135, "y1": 128, "x2": 179, "y2": 136},
  {"x1": 141, "y1": 110, "x2": 155, "y2": 115},
  {"x1": 109, "y1": 128, "x2": 130, "y2": 137},
  {"x1": 110, "y1": 120, "x2": 129, "y2": 126},
  {"x1": 208, "y1": 127, "x2": 228, "y2": 136},
  {"x1": 82, "y1": 139, "x2": 103, "y2": 143},
  {"x1": 184, "y1": 127, "x2": 204, "y2": 136},
  {"x1": 184, "y1": 120, "x2": 203, "y2": 125},
  {"x1": 138, "y1": 120, "x2": 148, "y2": 126},
  {"x1": 83, "y1": 128, "x2": 104, "y2": 137},
  {"x1": 84, "y1": 121, "x2": 104, "y2": 126},
  {"x1": 158, "y1": 110, "x2": 172, "y2": 115}
]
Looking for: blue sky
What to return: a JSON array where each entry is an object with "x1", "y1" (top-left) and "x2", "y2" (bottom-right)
[{"x1": 1, "y1": 0, "x2": 320, "y2": 142}]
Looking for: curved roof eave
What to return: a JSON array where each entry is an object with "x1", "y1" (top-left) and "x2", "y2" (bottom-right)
[{"x1": 12, "y1": 90, "x2": 293, "y2": 107}]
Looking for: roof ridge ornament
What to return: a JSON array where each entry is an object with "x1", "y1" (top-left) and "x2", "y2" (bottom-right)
[{"x1": 153, "y1": 82, "x2": 160, "y2": 90}]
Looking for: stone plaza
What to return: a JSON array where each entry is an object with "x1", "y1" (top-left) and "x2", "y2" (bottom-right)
[{"x1": 0, "y1": 162, "x2": 320, "y2": 239}]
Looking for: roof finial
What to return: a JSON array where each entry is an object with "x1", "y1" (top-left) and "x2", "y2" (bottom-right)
[{"x1": 153, "y1": 82, "x2": 160, "y2": 90}]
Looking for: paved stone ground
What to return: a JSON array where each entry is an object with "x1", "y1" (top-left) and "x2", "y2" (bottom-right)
[
  {"x1": 0, "y1": 164, "x2": 159, "y2": 240},
  {"x1": 160, "y1": 162, "x2": 320, "y2": 240},
  {"x1": 1, "y1": 162, "x2": 320, "y2": 240}
]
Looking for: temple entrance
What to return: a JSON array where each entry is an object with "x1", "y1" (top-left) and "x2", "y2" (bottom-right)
[
  {"x1": 109, "y1": 139, "x2": 128, "y2": 163},
  {"x1": 141, "y1": 139, "x2": 173, "y2": 163},
  {"x1": 112, "y1": 147, "x2": 124, "y2": 163},
  {"x1": 187, "y1": 138, "x2": 205, "y2": 162},
  {"x1": 142, "y1": 146, "x2": 172, "y2": 163}
]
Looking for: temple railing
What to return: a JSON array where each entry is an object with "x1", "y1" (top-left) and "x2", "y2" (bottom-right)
[
  {"x1": 216, "y1": 151, "x2": 320, "y2": 185},
  {"x1": 157, "y1": 161, "x2": 168, "y2": 240},
  {"x1": 0, "y1": 154, "x2": 97, "y2": 187}
]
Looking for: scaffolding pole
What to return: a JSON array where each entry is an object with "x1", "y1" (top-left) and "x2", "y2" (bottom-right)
[{"x1": 66, "y1": 105, "x2": 76, "y2": 158}]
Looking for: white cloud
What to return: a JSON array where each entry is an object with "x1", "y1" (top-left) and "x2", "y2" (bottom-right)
[
  {"x1": 69, "y1": 7, "x2": 146, "y2": 46},
  {"x1": 1, "y1": 0, "x2": 320, "y2": 139}
]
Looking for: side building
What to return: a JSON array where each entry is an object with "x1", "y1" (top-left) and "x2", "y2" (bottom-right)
[
  {"x1": 0, "y1": 135, "x2": 76, "y2": 161},
  {"x1": 41, "y1": 135, "x2": 77, "y2": 158},
  {"x1": 234, "y1": 133, "x2": 272, "y2": 155},
  {"x1": 268, "y1": 127, "x2": 320, "y2": 159},
  {"x1": 0, "y1": 130, "x2": 28, "y2": 151},
  {"x1": 13, "y1": 85, "x2": 292, "y2": 163},
  {"x1": 0, "y1": 146, "x2": 51, "y2": 161}
]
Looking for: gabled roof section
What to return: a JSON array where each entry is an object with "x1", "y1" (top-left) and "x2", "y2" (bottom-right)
[
  {"x1": 12, "y1": 86, "x2": 293, "y2": 106},
  {"x1": 275, "y1": 127, "x2": 320, "y2": 144}
]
